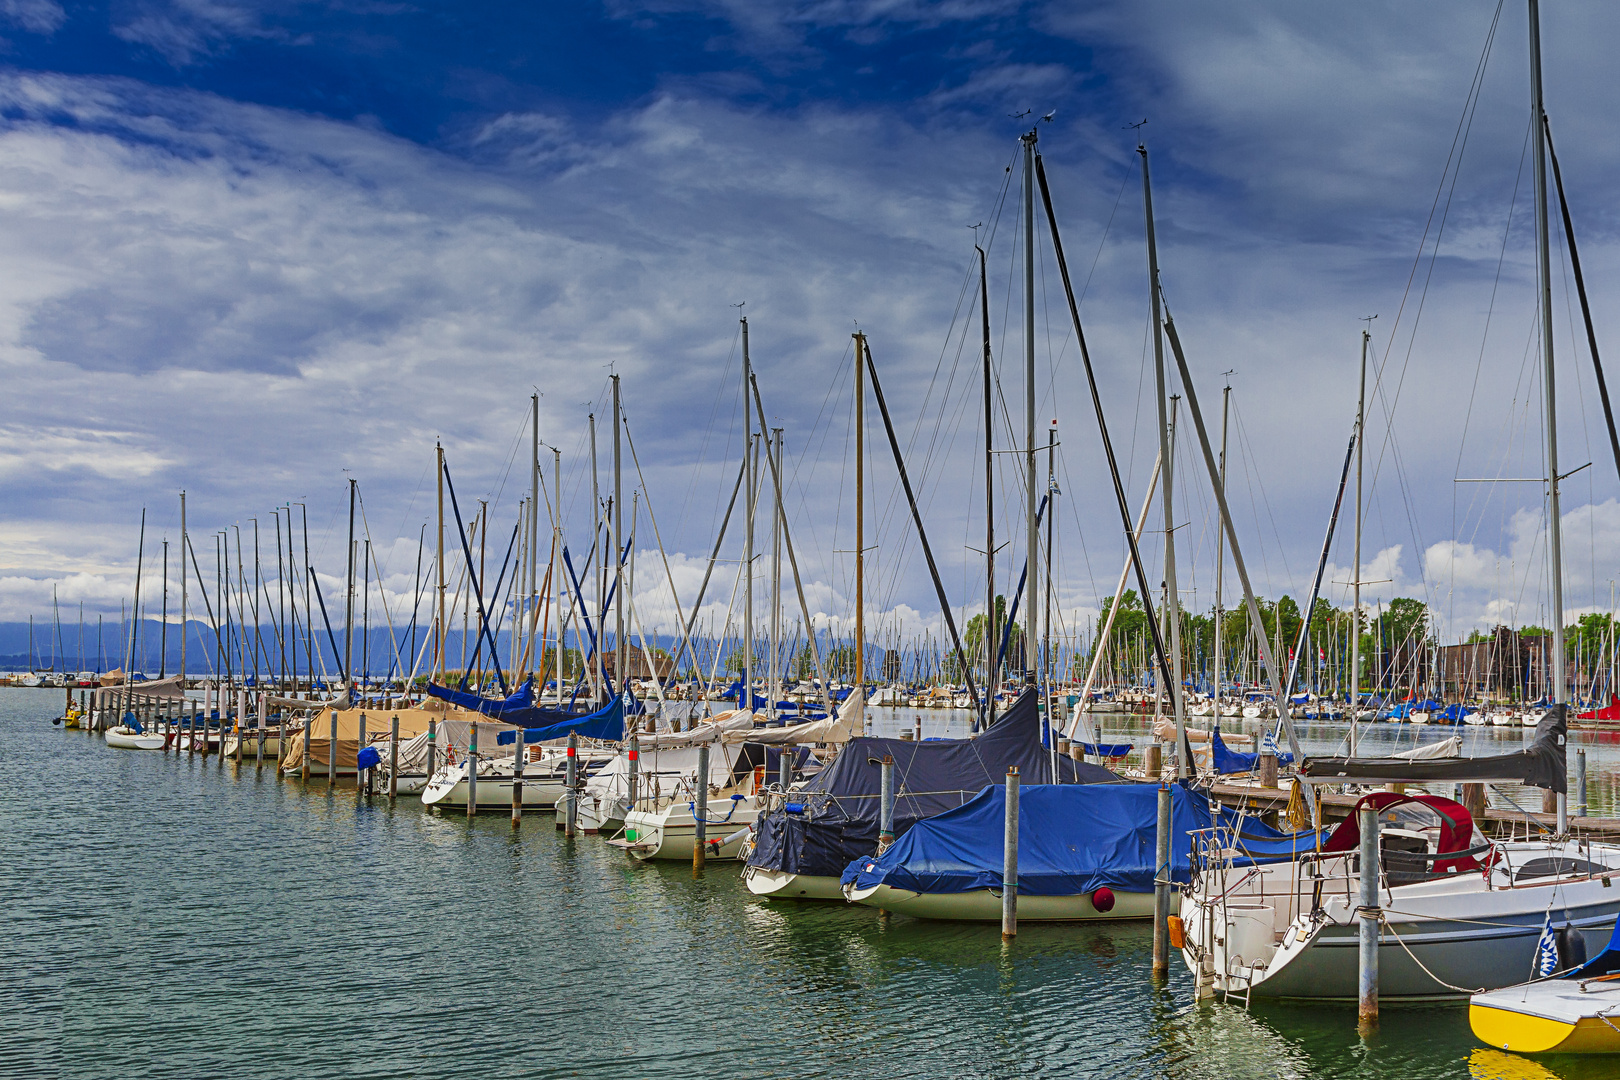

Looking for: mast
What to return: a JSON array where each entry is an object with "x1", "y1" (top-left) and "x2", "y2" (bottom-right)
[
  {"x1": 300, "y1": 503, "x2": 312, "y2": 693},
  {"x1": 741, "y1": 319, "x2": 756, "y2": 716},
  {"x1": 530, "y1": 393, "x2": 541, "y2": 687},
  {"x1": 1022, "y1": 128, "x2": 1039, "y2": 687},
  {"x1": 179, "y1": 491, "x2": 187, "y2": 681},
  {"x1": 1214, "y1": 383, "x2": 1229, "y2": 717},
  {"x1": 274, "y1": 509, "x2": 287, "y2": 690},
  {"x1": 613, "y1": 375, "x2": 626, "y2": 702},
  {"x1": 980, "y1": 244, "x2": 997, "y2": 729},
  {"x1": 345, "y1": 477, "x2": 356, "y2": 686},
  {"x1": 772, "y1": 426, "x2": 784, "y2": 721},
  {"x1": 1529, "y1": 0, "x2": 1567, "y2": 832},
  {"x1": 126, "y1": 510, "x2": 146, "y2": 712},
  {"x1": 436, "y1": 443, "x2": 446, "y2": 684},
  {"x1": 553, "y1": 447, "x2": 562, "y2": 705},
  {"x1": 1142, "y1": 141, "x2": 1188, "y2": 772},
  {"x1": 853, "y1": 329, "x2": 867, "y2": 725},
  {"x1": 590, "y1": 411, "x2": 603, "y2": 703},
  {"x1": 159, "y1": 544, "x2": 167, "y2": 680},
  {"x1": 1351, "y1": 329, "x2": 1368, "y2": 752}
]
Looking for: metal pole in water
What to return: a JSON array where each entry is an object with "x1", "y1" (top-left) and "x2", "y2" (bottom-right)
[
  {"x1": 467, "y1": 720, "x2": 478, "y2": 819},
  {"x1": 236, "y1": 688, "x2": 247, "y2": 763},
  {"x1": 301, "y1": 711, "x2": 310, "y2": 779},
  {"x1": 693, "y1": 741, "x2": 709, "y2": 875},
  {"x1": 389, "y1": 715, "x2": 399, "y2": 801},
  {"x1": 879, "y1": 755, "x2": 895, "y2": 851},
  {"x1": 627, "y1": 734, "x2": 640, "y2": 808},
  {"x1": 1152, "y1": 781, "x2": 1172, "y2": 977},
  {"x1": 425, "y1": 718, "x2": 437, "y2": 785},
  {"x1": 358, "y1": 714, "x2": 368, "y2": 800},
  {"x1": 777, "y1": 744, "x2": 790, "y2": 791},
  {"x1": 1002, "y1": 766, "x2": 1019, "y2": 941},
  {"x1": 327, "y1": 711, "x2": 337, "y2": 788},
  {"x1": 1578, "y1": 748, "x2": 1588, "y2": 817},
  {"x1": 256, "y1": 691, "x2": 266, "y2": 765},
  {"x1": 1358, "y1": 803, "x2": 1381, "y2": 1031},
  {"x1": 564, "y1": 731, "x2": 578, "y2": 837},
  {"x1": 511, "y1": 725, "x2": 524, "y2": 828}
]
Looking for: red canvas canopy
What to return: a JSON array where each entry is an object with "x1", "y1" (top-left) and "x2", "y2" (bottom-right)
[{"x1": 1321, "y1": 792, "x2": 1485, "y2": 873}]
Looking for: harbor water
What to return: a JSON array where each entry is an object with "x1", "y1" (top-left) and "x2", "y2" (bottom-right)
[{"x1": 5, "y1": 687, "x2": 1617, "y2": 1079}]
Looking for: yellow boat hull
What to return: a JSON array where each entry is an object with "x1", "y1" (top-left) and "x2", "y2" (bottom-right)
[{"x1": 1470, "y1": 1002, "x2": 1620, "y2": 1054}]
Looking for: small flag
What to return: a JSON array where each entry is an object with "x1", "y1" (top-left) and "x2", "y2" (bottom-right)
[{"x1": 1536, "y1": 915, "x2": 1560, "y2": 977}]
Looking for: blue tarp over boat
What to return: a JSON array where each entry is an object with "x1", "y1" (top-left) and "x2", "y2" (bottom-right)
[
  {"x1": 427, "y1": 679, "x2": 536, "y2": 717},
  {"x1": 748, "y1": 688, "x2": 1120, "y2": 881},
  {"x1": 495, "y1": 693, "x2": 626, "y2": 745},
  {"x1": 1210, "y1": 725, "x2": 1294, "y2": 774},
  {"x1": 841, "y1": 782, "x2": 1323, "y2": 895}
]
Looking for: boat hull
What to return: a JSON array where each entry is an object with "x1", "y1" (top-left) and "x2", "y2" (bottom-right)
[
  {"x1": 105, "y1": 727, "x2": 166, "y2": 750},
  {"x1": 845, "y1": 882, "x2": 1164, "y2": 921},
  {"x1": 422, "y1": 767, "x2": 564, "y2": 811},
  {"x1": 1471, "y1": 988, "x2": 1620, "y2": 1054},
  {"x1": 615, "y1": 800, "x2": 759, "y2": 861},
  {"x1": 743, "y1": 866, "x2": 846, "y2": 901}
]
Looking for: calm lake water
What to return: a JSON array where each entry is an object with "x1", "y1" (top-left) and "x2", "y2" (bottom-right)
[{"x1": 4, "y1": 687, "x2": 1617, "y2": 1079}]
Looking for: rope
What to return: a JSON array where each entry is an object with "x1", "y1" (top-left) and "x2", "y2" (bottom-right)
[{"x1": 1382, "y1": 918, "x2": 1487, "y2": 995}]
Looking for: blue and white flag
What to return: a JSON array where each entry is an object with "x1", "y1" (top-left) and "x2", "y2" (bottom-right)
[{"x1": 1536, "y1": 915, "x2": 1560, "y2": 977}]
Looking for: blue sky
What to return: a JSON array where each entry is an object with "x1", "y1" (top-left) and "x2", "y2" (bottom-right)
[{"x1": 3, "y1": 1, "x2": 1620, "y2": 662}]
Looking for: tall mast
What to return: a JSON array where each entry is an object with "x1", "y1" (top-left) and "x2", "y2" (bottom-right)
[
  {"x1": 613, "y1": 375, "x2": 625, "y2": 701},
  {"x1": 771, "y1": 426, "x2": 784, "y2": 721},
  {"x1": 980, "y1": 244, "x2": 997, "y2": 729},
  {"x1": 553, "y1": 446, "x2": 562, "y2": 705},
  {"x1": 300, "y1": 504, "x2": 311, "y2": 692},
  {"x1": 274, "y1": 509, "x2": 287, "y2": 690},
  {"x1": 530, "y1": 393, "x2": 540, "y2": 686},
  {"x1": 1529, "y1": 0, "x2": 1566, "y2": 831},
  {"x1": 590, "y1": 412, "x2": 603, "y2": 702},
  {"x1": 853, "y1": 331, "x2": 867, "y2": 724},
  {"x1": 1141, "y1": 141, "x2": 1187, "y2": 770},
  {"x1": 159, "y1": 543, "x2": 168, "y2": 679},
  {"x1": 1045, "y1": 421, "x2": 1057, "y2": 688},
  {"x1": 436, "y1": 443, "x2": 446, "y2": 684},
  {"x1": 345, "y1": 477, "x2": 356, "y2": 686},
  {"x1": 1022, "y1": 129, "x2": 1039, "y2": 687},
  {"x1": 1351, "y1": 330, "x2": 1368, "y2": 752},
  {"x1": 179, "y1": 491, "x2": 187, "y2": 681},
  {"x1": 1214, "y1": 383, "x2": 1229, "y2": 716},
  {"x1": 742, "y1": 318, "x2": 755, "y2": 715}
]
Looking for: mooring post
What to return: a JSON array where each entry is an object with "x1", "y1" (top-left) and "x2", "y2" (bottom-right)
[
  {"x1": 1259, "y1": 750, "x2": 1279, "y2": 789},
  {"x1": 388, "y1": 715, "x2": 399, "y2": 801},
  {"x1": 511, "y1": 726, "x2": 525, "y2": 828},
  {"x1": 1358, "y1": 803, "x2": 1381, "y2": 1031},
  {"x1": 693, "y1": 741, "x2": 709, "y2": 875},
  {"x1": 256, "y1": 692, "x2": 266, "y2": 765},
  {"x1": 1002, "y1": 766, "x2": 1020, "y2": 941},
  {"x1": 358, "y1": 714, "x2": 368, "y2": 800},
  {"x1": 777, "y1": 743, "x2": 790, "y2": 791},
  {"x1": 1145, "y1": 743, "x2": 1163, "y2": 781},
  {"x1": 327, "y1": 711, "x2": 338, "y2": 788},
  {"x1": 878, "y1": 755, "x2": 896, "y2": 852},
  {"x1": 236, "y1": 689, "x2": 247, "y2": 763},
  {"x1": 564, "y1": 731, "x2": 578, "y2": 838},
  {"x1": 467, "y1": 720, "x2": 478, "y2": 819},
  {"x1": 1152, "y1": 780, "x2": 1172, "y2": 978},
  {"x1": 425, "y1": 718, "x2": 437, "y2": 784},
  {"x1": 1577, "y1": 748, "x2": 1588, "y2": 818},
  {"x1": 627, "y1": 735, "x2": 640, "y2": 808}
]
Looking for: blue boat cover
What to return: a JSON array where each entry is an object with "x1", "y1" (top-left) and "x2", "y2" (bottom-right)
[
  {"x1": 1569, "y1": 912, "x2": 1620, "y2": 979},
  {"x1": 495, "y1": 693, "x2": 625, "y2": 745},
  {"x1": 747, "y1": 688, "x2": 1120, "y2": 881},
  {"x1": 1210, "y1": 725, "x2": 1294, "y2": 774},
  {"x1": 841, "y1": 782, "x2": 1324, "y2": 895},
  {"x1": 427, "y1": 678, "x2": 536, "y2": 717}
]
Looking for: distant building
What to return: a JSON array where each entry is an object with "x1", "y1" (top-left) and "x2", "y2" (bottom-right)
[
  {"x1": 602, "y1": 652, "x2": 675, "y2": 683},
  {"x1": 1435, "y1": 627, "x2": 1556, "y2": 698}
]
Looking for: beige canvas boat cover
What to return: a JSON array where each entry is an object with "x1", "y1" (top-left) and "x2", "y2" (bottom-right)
[
  {"x1": 92, "y1": 675, "x2": 187, "y2": 709},
  {"x1": 281, "y1": 707, "x2": 438, "y2": 771}
]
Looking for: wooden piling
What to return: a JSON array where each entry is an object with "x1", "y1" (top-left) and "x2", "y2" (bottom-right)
[
  {"x1": 1002, "y1": 766, "x2": 1019, "y2": 941},
  {"x1": 327, "y1": 711, "x2": 337, "y2": 787},
  {"x1": 1144, "y1": 743, "x2": 1162, "y2": 780},
  {"x1": 692, "y1": 741, "x2": 709, "y2": 875},
  {"x1": 358, "y1": 714, "x2": 368, "y2": 800},
  {"x1": 389, "y1": 716, "x2": 399, "y2": 801},
  {"x1": 1259, "y1": 751, "x2": 1278, "y2": 789},
  {"x1": 256, "y1": 692, "x2": 266, "y2": 766},
  {"x1": 425, "y1": 718, "x2": 437, "y2": 782},
  {"x1": 301, "y1": 712, "x2": 311, "y2": 780},
  {"x1": 1460, "y1": 782, "x2": 1487, "y2": 822},
  {"x1": 1151, "y1": 782, "x2": 1171, "y2": 977},
  {"x1": 1578, "y1": 749, "x2": 1588, "y2": 817}
]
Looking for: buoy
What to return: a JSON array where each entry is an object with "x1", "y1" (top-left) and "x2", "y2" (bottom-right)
[{"x1": 1091, "y1": 887, "x2": 1116, "y2": 914}]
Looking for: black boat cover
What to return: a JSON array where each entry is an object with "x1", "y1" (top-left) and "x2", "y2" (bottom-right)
[
  {"x1": 746, "y1": 688, "x2": 1121, "y2": 880},
  {"x1": 1302, "y1": 704, "x2": 1567, "y2": 793}
]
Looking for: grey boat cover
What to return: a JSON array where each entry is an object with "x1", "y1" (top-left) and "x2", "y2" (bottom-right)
[
  {"x1": 1302, "y1": 705, "x2": 1567, "y2": 792},
  {"x1": 746, "y1": 688, "x2": 1120, "y2": 880}
]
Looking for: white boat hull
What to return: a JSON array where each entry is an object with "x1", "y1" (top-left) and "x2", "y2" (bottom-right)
[
  {"x1": 105, "y1": 727, "x2": 167, "y2": 750},
  {"x1": 743, "y1": 865, "x2": 846, "y2": 900},
  {"x1": 844, "y1": 882, "x2": 1165, "y2": 921},
  {"x1": 615, "y1": 798, "x2": 760, "y2": 860}
]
